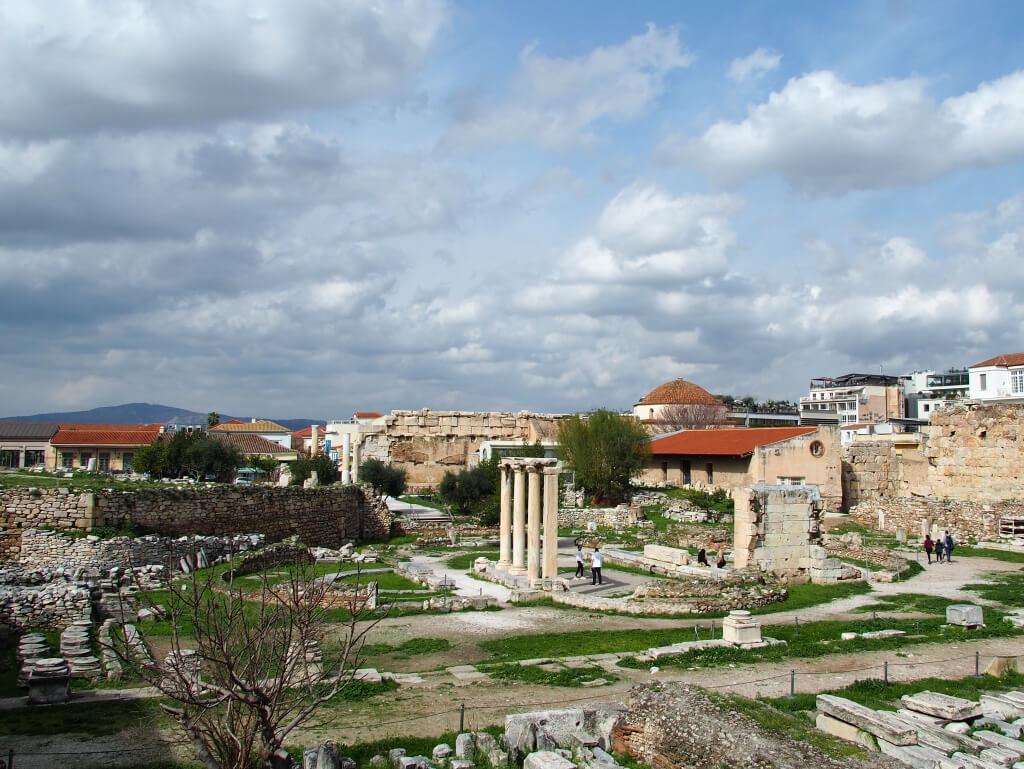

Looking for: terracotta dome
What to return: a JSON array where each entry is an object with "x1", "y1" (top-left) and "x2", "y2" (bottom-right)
[{"x1": 636, "y1": 378, "x2": 721, "y2": 407}]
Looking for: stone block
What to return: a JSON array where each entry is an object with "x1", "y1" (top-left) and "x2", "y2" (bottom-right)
[
  {"x1": 947, "y1": 604, "x2": 985, "y2": 627},
  {"x1": 642, "y1": 544, "x2": 689, "y2": 566},
  {"x1": 875, "y1": 736, "x2": 954, "y2": 768},
  {"x1": 432, "y1": 745, "x2": 452, "y2": 760},
  {"x1": 523, "y1": 752, "x2": 576, "y2": 769},
  {"x1": 455, "y1": 733, "x2": 474, "y2": 760},
  {"x1": 975, "y1": 730, "x2": 1024, "y2": 758},
  {"x1": 902, "y1": 691, "x2": 984, "y2": 721},
  {"x1": 722, "y1": 610, "x2": 762, "y2": 646},
  {"x1": 816, "y1": 694, "x2": 917, "y2": 745},
  {"x1": 815, "y1": 712, "x2": 878, "y2": 750},
  {"x1": 983, "y1": 695, "x2": 1024, "y2": 721}
]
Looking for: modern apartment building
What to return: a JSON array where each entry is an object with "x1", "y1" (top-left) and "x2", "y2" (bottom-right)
[
  {"x1": 798, "y1": 373, "x2": 905, "y2": 426},
  {"x1": 903, "y1": 368, "x2": 970, "y2": 419}
]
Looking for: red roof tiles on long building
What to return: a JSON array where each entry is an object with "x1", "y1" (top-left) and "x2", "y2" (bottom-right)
[
  {"x1": 971, "y1": 352, "x2": 1024, "y2": 368},
  {"x1": 52, "y1": 426, "x2": 162, "y2": 446},
  {"x1": 649, "y1": 427, "x2": 818, "y2": 457}
]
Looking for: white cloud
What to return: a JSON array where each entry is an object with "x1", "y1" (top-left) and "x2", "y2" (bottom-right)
[
  {"x1": 727, "y1": 47, "x2": 781, "y2": 83},
  {"x1": 447, "y1": 24, "x2": 693, "y2": 150},
  {"x1": 0, "y1": 0, "x2": 449, "y2": 138},
  {"x1": 661, "y1": 69, "x2": 1024, "y2": 193}
]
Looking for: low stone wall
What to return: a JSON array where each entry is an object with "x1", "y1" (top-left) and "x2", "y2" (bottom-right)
[
  {"x1": 1, "y1": 485, "x2": 391, "y2": 557},
  {"x1": 0, "y1": 581, "x2": 91, "y2": 632},
  {"x1": 550, "y1": 578, "x2": 785, "y2": 616},
  {"x1": 848, "y1": 497, "x2": 1024, "y2": 540},
  {"x1": 612, "y1": 683, "x2": 901, "y2": 769},
  {"x1": 18, "y1": 529, "x2": 266, "y2": 571},
  {"x1": 557, "y1": 507, "x2": 640, "y2": 529}
]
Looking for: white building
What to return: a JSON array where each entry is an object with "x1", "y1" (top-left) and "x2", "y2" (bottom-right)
[
  {"x1": 798, "y1": 374, "x2": 904, "y2": 427},
  {"x1": 903, "y1": 368, "x2": 969, "y2": 419},
  {"x1": 969, "y1": 353, "x2": 1024, "y2": 402},
  {"x1": 208, "y1": 419, "x2": 292, "y2": 449}
]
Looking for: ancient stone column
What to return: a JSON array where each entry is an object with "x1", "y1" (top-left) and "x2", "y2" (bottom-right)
[
  {"x1": 542, "y1": 464, "x2": 559, "y2": 579},
  {"x1": 342, "y1": 432, "x2": 352, "y2": 483},
  {"x1": 351, "y1": 442, "x2": 361, "y2": 482},
  {"x1": 497, "y1": 462, "x2": 512, "y2": 569},
  {"x1": 511, "y1": 462, "x2": 527, "y2": 575},
  {"x1": 527, "y1": 463, "x2": 542, "y2": 584}
]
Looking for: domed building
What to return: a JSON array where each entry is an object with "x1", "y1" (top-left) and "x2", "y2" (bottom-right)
[{"x1": 633, "y1": 378, "x2": 729, "y2": 431}]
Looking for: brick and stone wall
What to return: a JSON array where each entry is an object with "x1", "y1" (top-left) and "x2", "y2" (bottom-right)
[
  {"x1": 848, "y1": 497, "x2": 1024, "y2": 541},
  {"x1": 557, "y1": 506, "x2": 641, "y2": 529},
  {"x1": 843, "y1": 403, "x2": 1024, "y2": 508},
  {"x1": 548, "y1": 577, "x2": 785, "y2": 615},
  {"x1": 612, "y1": 683, "x2": 902, "y2": 769},
  {"x1": 1, "y1": 486, "x2": 391, "y2": 559},
  {"x1": 0, "y1": 581, "x2": 91, "y2": 632}
]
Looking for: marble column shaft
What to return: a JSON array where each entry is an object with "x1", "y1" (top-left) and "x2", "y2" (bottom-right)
[
  {"x1": 498, "y1": 463, "x2": 512, "y2": 567},
  {"x1": 526, "y1": 465, "x2": 542, "y2": 583},
  {"x1": 542, "y1": 467, "x2": 559, "y2": 579},
  {"x1": 511, "y1": 465, "x2": 527, "y2": 574}
]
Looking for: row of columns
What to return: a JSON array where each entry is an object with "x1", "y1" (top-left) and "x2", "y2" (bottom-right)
[{"x1": 497, "y1": 457, "x2": 560, "y2": 585}]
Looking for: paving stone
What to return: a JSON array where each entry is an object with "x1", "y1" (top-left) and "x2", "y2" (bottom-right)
[
  {"x1": 983, "y1": 695, "x2": 1024, "y2": 721},
  {"x1": 815, "y1": 712, "x2": 878, "y2": 751},
  {"x1": 976, "y1": 730, "x2": 1024, "y2": 757},
  {"x1": 523, "y1": 751, "x2": 577, "y2": 769},
  {"x1": 981, "y1": 746, "x2": 1020, "y2": 766},
  {"x1": 875, "y1": 736, "x2": 956, "y2": 768}
]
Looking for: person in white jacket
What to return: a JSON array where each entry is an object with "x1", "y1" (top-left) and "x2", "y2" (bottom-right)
[{"x1": 591, "y1": 547, "x2": 603, "y2": 585}]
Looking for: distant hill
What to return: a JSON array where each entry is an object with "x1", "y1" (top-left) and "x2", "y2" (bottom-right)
[{"x1": 0, "y1": 402, "x2": 322, "y2": 432}]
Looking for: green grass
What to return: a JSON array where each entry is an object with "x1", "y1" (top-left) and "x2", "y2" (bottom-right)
[
  {"x1": 329, "y1": 727, "x2": 505, "y2": 769},
  {"x1": 963, "y1": 569, "x2": 1024, "y2": 607},
  {"x1": 361, "y1": 637, "x2": 452, "y2": 658},
  {"x1": 488, "y1": 663, "x2": 617, "y2": 687},
  {"x1": 765, "y1": 671, "x2": 1024, "y2": 714},
  {"x1": 958, "y1": 547, "x2": 1024, "y2": 564},
  {"x1": 397, "y1": 495, "x2": 447, "y2": 511},
  {"x1": 851, "y1": 593, "x2": 956, "y2": 615},
  {"x1": 0, "y1": 698, "x2": 172, "y2": 736},
  {"x1": 0, "y1": 470, "x2": 169, "y2": 492},
  {"x1": 480, "y1": 625, "x2": 701, "y2": 661},
  {"x1": 748, "y1": 579, "x2": 872, "y2": 615},
  {"x1": 719, "y1": 693, "x2": 873, "y2": 762},
  {"x1": 336, "y1": 572, "x2": 428, "y2": 591},
  {"x1": 616, "y1": 615, "x2": 1023, "y2": 671},
  {"x1": 445, "y1": 550, "x2": 499, "y2": 570}
]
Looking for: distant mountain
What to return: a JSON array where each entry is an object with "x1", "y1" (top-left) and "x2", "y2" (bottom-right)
[{"x1": 0, "y1": 402, "x2": 322, "y2": 431}]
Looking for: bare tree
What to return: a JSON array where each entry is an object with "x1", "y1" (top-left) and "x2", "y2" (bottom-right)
[
  {"x1": 648, "y1": 402, "x2": 732, "y2": 434},
  {"x1": 108, "y1": 552, "x2": 381, "y2": 769}
]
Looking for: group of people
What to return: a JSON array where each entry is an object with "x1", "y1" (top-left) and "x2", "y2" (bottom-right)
[
  {"x1": 923, "y1": 530, "x2": 956, "y2": 564},
  {"x1": 695, "y1": 547, "x2": 727, "y2": 569}
]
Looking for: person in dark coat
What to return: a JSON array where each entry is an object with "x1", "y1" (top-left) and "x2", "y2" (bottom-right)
[
  {"x1": 923, "y1": 535, "x2": 934, "y2": 564},
  {"x1": 934, "y1": 537, "x2": 945, "y2": 563},
  {"x1": 716, "y1": 551, "x2": 727, "y2": 569},
  {"x1": 697, "y1": 547, "x2": 708, "y2": 566},
  {"x1": 944, "y1": 531, "x2": 955, "y2": 563}
]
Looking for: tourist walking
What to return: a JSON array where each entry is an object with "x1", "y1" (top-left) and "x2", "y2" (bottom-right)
[
  {"x1": 591, "y1": 547, "x2": 603, "y2": 585},
  {"x1": 934, "y1": 537, "x2": 945, "y2": 563},
  {"x1": 924, "y1": 535, "x2": 933, "y2": 564},
  {"x1": 575, "y1": 544, "x2": 585, "y2": 578},
  {"x1": 944, "y1": 531, "x2": 955, "y2": 563}
]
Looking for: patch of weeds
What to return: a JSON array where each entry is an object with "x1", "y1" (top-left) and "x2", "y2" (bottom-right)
[
  {"x1": 0, "y1": 699, "x2": 171, "y2": 736},
  {"x1": 445, "y1": 551, "x2": 499, "y2": 570},
  {"x1": 963, "y1": 569, "x2": 1024, "y2": 607},
  {"x1": 333, "y1": 731, "x2": 466, "y2": 768},
  {"x1": 488, "y1": 663, "x2": 616, "y2": 687},
  {"x1": 749, "y1": 579, "x2": 872, "y2": 615},
  {"x1": 851, "y1": 592, "x2": 955, "y2": 615},
  {"x1": 361, "y1": 638, "x2": 452, "y2": 658},
  {"x1": 765, "y1": 671, "x2": 1024, "y2": 714}
]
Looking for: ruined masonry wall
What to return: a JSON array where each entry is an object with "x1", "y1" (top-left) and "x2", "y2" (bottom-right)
[
  {"x1": 1, "y1": 486, "x2": 391, "y2": 558},
  {"x1": 361, "y1": 409, "x2": 561, "y2": 489},
  {"x1": 0, "y1": 583, "x2": 90, "y2": 632},
  {"x1": 848, "y1": 497, "x2": 1024, "y2": 541},
  {"x1": 557, "y1": 507, "x2": 640, "y2": 529},
  {"x1": 843, "y1": 403, "x2": 1024, "y2": 507}
]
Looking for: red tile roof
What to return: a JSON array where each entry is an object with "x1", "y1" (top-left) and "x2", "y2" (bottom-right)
[
  {"x1": 650, "y1": 427, "x2": 818, "y2": 456},
  {"x1": 213, "y1": 433, "x2": 297, "y2": 456},
  {"x1": 209, "y1": 419, "x2": 290, "y2": 433},
  {"x1": 354, "y1": 412, "x2": 383, "y2": 418},
  {"x1": 52, "y1": 425, "x2": 162, "y2": 446},
  {"x1": 637, "y1": 379, "x2": 721, "y2": 407},
  {"x1": 971, "y1": 352, "x2": 1024, "y2": 368}
]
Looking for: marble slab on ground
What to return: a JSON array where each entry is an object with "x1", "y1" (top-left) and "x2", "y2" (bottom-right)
[
  {"x1": 816, "y1": 694, "x2": 917, "y2": 745},
  {"x1": 390, "y1": 673, "x2": 426, "y2": 685},
  {"x1": 447, "y1": 665, "x2": 489, "y2": 682},
  {"x1": 518, "y1": 658, "x2": 553, "y2": 666},
  {"x1": 537, "y1": 663, "x2": 566, "y2": 673},
  {"x1": 951, "y1": 751, "x2": 1009, "y2": 769},
  {"x1": 975, "y1": 729, "x2": 1024, "y2": 756},
  {"x1": 354, "y1": 668, "x2": 382, "y2": 683},
  {"x1": 560, "y1": 657, "x2": 595, "y2": 669},
  {"x1": 587, "y1": 654, "x2": 620, "y2": 662},
  {"x1": 875, "y1": 736, "x2": 960, "y2": 768},
  {"x1": 902, "y1": 691, "x2": 984, "y2": 721}
]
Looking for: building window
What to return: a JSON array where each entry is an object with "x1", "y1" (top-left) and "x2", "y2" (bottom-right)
[
  {"x1": 123, "y1": 453, "x2": 134, "y2": 472},
  {"x1": 80, "y1": 452, "x2": 92, "y2": 468},
  {"x1": 682, "y1": 460, "x2": 691, "y2": 485},
  {"x1": 706, "y1": 463, "x2": 714, "y2": 484},
  {"x1": 809, "y1": 440, "x2": 825, "y2": 457},
  {"x1": 980, "y1": 373, "x2": 987, "y2": 390},
  {"x1": 923, "y1": 404, "x2": 930, "y2": 412},
  {"x1": 98, "y1": 452, "x2": 110, "y2": 471},
  {"x1": 1013, "y1": 369, "x2": 1024, "y2": 394},
  {"x1": 25, "y1": 450, "x2": 45, "y2": 466},
  {"x1": 61, "y1": 453, "x2": 73, "y2": 468},
  {"x1": 661, "y1": 461, "x2": 668, "y2": 482}
]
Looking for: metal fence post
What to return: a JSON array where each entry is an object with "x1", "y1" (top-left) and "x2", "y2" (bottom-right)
[
  {"x1": 460, "y1": 702, "x2": 466, "y2": 732},
  {"x1": 884, "y1": 660, "x2": 888, "y2": 685}
]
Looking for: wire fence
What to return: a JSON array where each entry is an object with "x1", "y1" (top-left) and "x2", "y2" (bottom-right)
[{"x1": 5, "y1": 651, "x2": 1023, "y2": 768}]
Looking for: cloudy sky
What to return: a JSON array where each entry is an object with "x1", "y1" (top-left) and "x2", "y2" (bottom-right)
[{"x1": 2, "y1": 1, "x2": 1023, "y2": 419}]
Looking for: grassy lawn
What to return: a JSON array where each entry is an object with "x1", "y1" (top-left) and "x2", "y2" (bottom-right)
[
  {"x1": 397, "y1": 495, "x2": 447, "y2": 511},
  {"x1": 765, "y1": 670, "x2": 1024, "y2": 714},
  {"x1": 616, "y1": 615, "x2": 1023, "y2": 671},
  {"x1": 336, "y1": 572, "x2": 428, "y2": 591},
  {"x1": 445, "y1": 550, "x2": 499, "y2": 570},
  {"x1": 0, "y1": 470, "x2": 172, "y2": 492},
  {"x1": 851, "y1": 592, "x2": 956, "y2": 615},
  {"x1": 0, "y1": 698, "x2": 172, "y2": 736},
  {"x1": 963, "y1": 569, "x2": 1024, "y2": 607},
  {"x1": 488, "y1": 663, "x2": 617, "y2": 687},
  {"x1": 958, "y1": 547, "x2": 1024, "y2": 564},
  {"x1": 749, "y1": 579, "x2": 872, "y2": 615}
]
